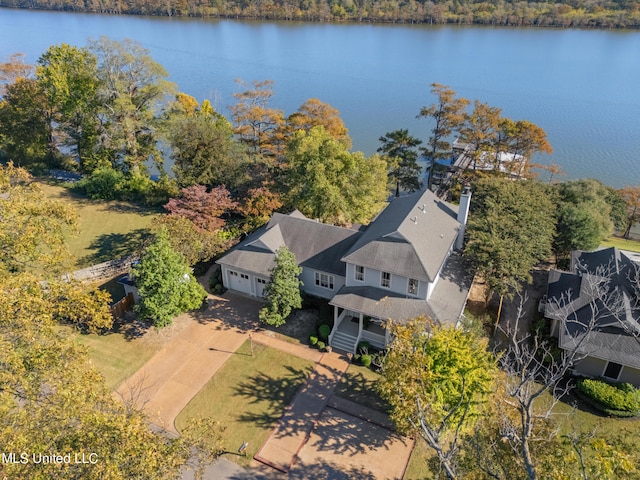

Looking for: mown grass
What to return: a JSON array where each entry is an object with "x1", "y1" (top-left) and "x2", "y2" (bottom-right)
[
  {"x1": 175, "y1": 341, "x2": 314, "y2": 467},
  {"x1": 38, "y1": 182, "x2": 158, "y2": 269},
  {"x1": 69, "y1": 327, "x2": 160, "y2": 391},
  {"x1": 600, "y1": 235, "x2": 640, "y2": 253}
]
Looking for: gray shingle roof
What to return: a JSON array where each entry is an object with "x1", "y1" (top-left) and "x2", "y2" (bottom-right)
[
  {"x1": 329, "y1": 285, "x2": 437, "y2": 323},
  {"x1": 341, "y1": 190, "x2": 460, "y2": 282},
  {"x1": 547, "y1": 247, "x2": 640, "y2": 369},
  {"x1": 217, "y1": 212, "x2": 362, "y2": 276}
]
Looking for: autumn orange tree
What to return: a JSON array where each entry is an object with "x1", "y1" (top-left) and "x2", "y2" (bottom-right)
[
  {"x1": 619, "y1": 186, "x2": 640, "y2": 239},
  {"x1": 230, "y1": 79, "x2": 285, "y2": 158}
]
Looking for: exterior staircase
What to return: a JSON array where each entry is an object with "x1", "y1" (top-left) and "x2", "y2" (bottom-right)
[{"x1": 330, "y1": 330, "x2": 358, "y2": 354}]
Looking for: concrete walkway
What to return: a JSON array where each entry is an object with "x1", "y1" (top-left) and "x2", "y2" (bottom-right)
[
  {"x1": 115, "y1": 292, "x2": 261, "y2": 435},
  {"x1": 254, "y1": 351, "x2": 351, "y2": 473}
]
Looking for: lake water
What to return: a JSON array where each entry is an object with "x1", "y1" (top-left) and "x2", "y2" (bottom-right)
[{"x1": 1, "y1": 8, "x2": 639, "y2": 187}]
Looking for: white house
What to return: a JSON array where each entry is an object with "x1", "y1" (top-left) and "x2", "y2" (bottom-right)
[{"x1": 217, "y1": 189, "x2": 473, "y2": 353}]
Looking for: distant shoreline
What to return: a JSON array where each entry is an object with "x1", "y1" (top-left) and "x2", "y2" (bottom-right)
[{"x1": 1, "y1": 2, "x2": 639, "y2": 30}]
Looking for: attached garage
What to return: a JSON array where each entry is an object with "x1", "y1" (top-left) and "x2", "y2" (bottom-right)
[
  {"x1": 255, "y1": 277, "x2": 268, "y2": 298},
  {"x1": 227, "y1": 269, "x2": 252, "y2": 295}
]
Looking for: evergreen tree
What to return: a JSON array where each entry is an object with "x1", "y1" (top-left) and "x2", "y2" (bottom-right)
[
  {"x1": 378, "y1": 128, "x2": 423, "y2": 197},
  {"x1": 133, "y1": 227, "x2": 206, "y2": 327},
  {"x1": 259, "y1": 246, "x2": 302, "y2": 327}
]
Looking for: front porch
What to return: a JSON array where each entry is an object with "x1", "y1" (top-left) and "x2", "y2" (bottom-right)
[{"x1": 328, "y1": 308, "x2": 388, "y2": 354}]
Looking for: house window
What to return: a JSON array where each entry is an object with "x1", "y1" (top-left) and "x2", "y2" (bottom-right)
[
  {"x1": 603, "y1": 361, "x2": 623, "y2": 380},
  {"x1": 241, "y1": 273, "x2": 249, "y2": 280},
  {"x1": 355, "y1": 265, "x2": 364, "y2": 282},
  {"x1": 229, "y1": 271, "x2": 238, "y2": 277},
  {"x1": 257, "y1": 278, "x2": 266, "y2": 284},
  {"x1": 408, "y1": 278, "x2": 418, "y2": 295},
  {"x1": 381, "y1": 271, "x2": 391, "y2": 288},
  {"x1": 315, "y1": 272, "x2": 334, "y2": 290}
]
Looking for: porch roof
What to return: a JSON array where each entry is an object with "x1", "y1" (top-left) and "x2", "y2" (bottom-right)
[{"x1": 329, "y1": 286, "x2": 436, "y2": 324}]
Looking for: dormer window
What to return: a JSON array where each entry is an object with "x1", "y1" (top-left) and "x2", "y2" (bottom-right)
[
  {"x1": 381, "y1": 271, "x2": 391, "y2": 288},
  {"x1": 355, "y1": 265, "x2": 364, "y2": 282},
  {"x1": 408, "y1": 278, "x2": 418, "y2": 295}
]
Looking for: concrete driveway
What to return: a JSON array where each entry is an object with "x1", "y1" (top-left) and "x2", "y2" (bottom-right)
[{"x1": 115, "y1": 292, "x2": 262, "y2": 435}]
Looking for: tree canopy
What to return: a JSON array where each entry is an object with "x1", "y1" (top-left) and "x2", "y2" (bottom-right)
[
  {"x1": 285, "y1": 126, "x2": 387, "y2": 225},
  {"x1": 378, "y1": 317, "x2": 496, "y2": 479},
  {"x1": 465, "y1": 177, "x2": 556, "y2": 302},
  {"x1": 259, "y1": 246, "x2": 303, "y2": 327},
  {"x1": 133, "y1": 227, "x2": 207, "y2": 327}
]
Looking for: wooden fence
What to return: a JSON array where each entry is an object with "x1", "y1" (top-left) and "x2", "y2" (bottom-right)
[
  {"x1": 110, "y1": 292, "x2": 135, "y2": 319},
  {"x1": 62, "y1": 255, "x2": 139, "y2": 284}
]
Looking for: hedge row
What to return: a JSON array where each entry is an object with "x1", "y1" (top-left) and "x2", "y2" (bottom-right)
[{"x1": 577, "y1": 378, "x2": 640, "y2": 415}]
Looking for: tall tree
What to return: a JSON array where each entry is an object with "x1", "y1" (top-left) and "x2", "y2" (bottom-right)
[
  {"x1": 553, "y1": 179, "x2": 616, "y2": 258},
  {"x1": 465, "y1": 177, "x2": 556, "y2": 320},
  {"x1": 458, "y1": 100, "x2": 501, "y2": 171},
  {"x1": 619, "y1": 186, "x2": 640, "y2": 239},
  {"x1": 287, "y1": 98, "x2": 350, "y2": 147},
  {"x1": 0, "y1": 78, "x2": 51, "y2": 165},
  {"x1": 36, "y1": 44, "x2": 101, "y2": 170},
  {"x1": 418, "y1": 83, "x2": 469, "y2": 190},
  {"x1": 259, "y1": 246, "x2": 303, "y2": 327},
  {"x1": 165, "y1": 93, "x2": 251, "y2": 189},
  {"x1": 501, "y1": 119, "x2": 552, "y2": 177},
  {"x1": 377, "y1": 129, "x2": 423, "y2": 197},
  {"x1": 230, "y1": 79, "x2": 285, "y2": 159},
  {"x1": 90, "y1": 37, "x2": 175, "y2": 176},
  {"x1": 285, "y1": 126, "x2": 387, "y2": 225},
  {"x1": 0, "y1": 52, "x2": 33, "y2": 95},
  {"x1": 378, "y1": 317, "x2": 496, "y2": 480},
  {"x1": 133, "y1": 227, "x2": 207, "y2": 327}
]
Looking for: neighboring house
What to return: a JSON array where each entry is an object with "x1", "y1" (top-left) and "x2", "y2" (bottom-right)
[
  {"x1": 217, "y1": 189, "x2": 473, "y2": 353},
  {"x1": 544, "y1": 247, "x2": 640, "y2": 387}
]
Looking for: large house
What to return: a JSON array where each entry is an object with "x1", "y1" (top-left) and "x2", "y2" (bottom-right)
[
  {"x1": 217, "y1": 189, "x2": 472, "y2": 353},
  {"x1": 543, "y1": 247, "x2": 640, "y2": 387}
]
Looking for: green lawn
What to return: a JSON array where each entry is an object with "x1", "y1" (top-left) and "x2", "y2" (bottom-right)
[
  {"x1": 175, "y1": 341, "x2": 314, "y2": 466},
  {"x1": 38, "y1": 182, "x2": 158, "y2": 269},
  {"x1": 600, "y1": 235, "x2": 640, "y2": 253},
  {"x1": 70, "y1": 327, "x2": 160, "y2": 391}
]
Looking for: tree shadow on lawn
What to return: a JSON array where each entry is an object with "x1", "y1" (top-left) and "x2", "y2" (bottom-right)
[
  {"x1": 233, "y1": 365, "x2": 312, "y2": 426},
  {"x1": 80, "y1": 228, "x2": 153, "y2": 265}
]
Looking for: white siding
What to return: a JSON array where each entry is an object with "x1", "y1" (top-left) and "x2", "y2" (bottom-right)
[
  {"x1": 345, "y1": 263, "x2": 429, "y2": 300},
  {"x1": 300, "y1": 267, "x2": 345, "y2": 299}
]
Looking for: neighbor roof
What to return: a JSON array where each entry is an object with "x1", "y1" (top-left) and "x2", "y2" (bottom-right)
[{"x1": 341, "y1": 190, "x2": 460, "y2": 282}]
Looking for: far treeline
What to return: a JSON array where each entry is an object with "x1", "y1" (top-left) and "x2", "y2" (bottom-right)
[{"x1": 2, "y1": 0, "x2": 640, "y2": 29}]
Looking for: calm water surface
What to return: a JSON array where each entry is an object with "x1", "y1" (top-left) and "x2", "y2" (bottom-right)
[{"x1": 1, "y1": 8, "x2": 639, "y2": 187}]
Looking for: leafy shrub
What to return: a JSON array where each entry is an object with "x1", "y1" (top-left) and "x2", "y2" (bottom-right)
[
  {"x1": 357, "y1": 341, "x2": 371, "y2": 354},
  {"x1": 316, "y1": 341, "x2": 325, "y2": 350},
  {"x1": 318, "y1": 324, "x2": 331, "y2": 341},
  {"x1": 309, "y1": 335, "x2": 318, "y2": 346},
  {"x1": 360, "y1": 354, "x2": 372, "y2": 367},
  {"x1": 73, "y1": 167, "x2": 125, "y2": 200},
  {"x1": 577, "y1": 378, "x2": 640, "y2": 414}
]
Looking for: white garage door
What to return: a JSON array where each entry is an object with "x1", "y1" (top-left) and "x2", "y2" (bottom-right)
[
  {"x1": 227, "y1": 270, "x2": 252, "y2": 295},
  {"x1": 256, "y1": 277, "x2": 268, "y2": 298}
]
